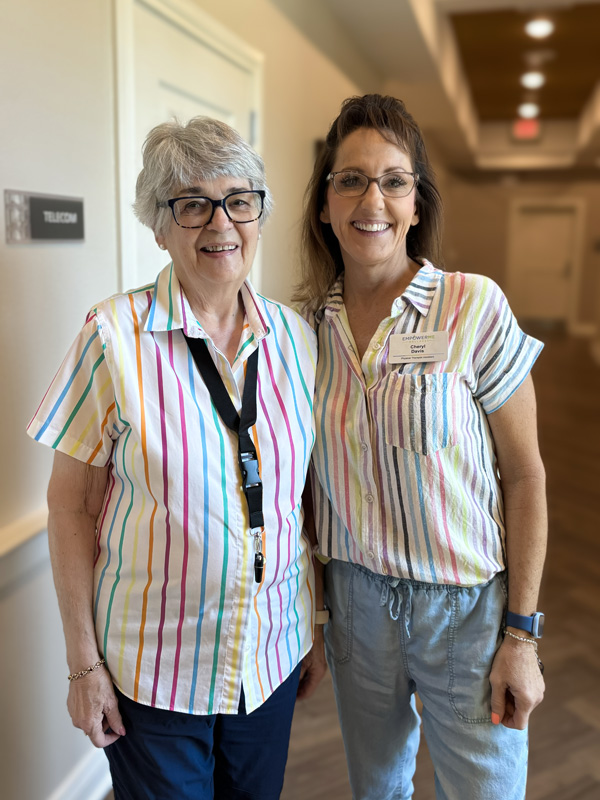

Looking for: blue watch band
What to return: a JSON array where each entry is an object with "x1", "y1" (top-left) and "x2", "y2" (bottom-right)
[{"x1": 505, "y1": 611, "x2": 544, "y2": 638}]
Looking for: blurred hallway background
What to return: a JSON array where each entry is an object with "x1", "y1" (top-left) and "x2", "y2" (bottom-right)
[
  {"x1": 2, "y1": 1, "x2": 599, "y2": 797},
  {"x1": 280, "y1": 322, "x2": 600, "y2": 800}
]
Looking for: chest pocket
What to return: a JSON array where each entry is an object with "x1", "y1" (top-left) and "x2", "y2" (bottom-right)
[{"x1": 384, "y1": 372, "x2": 460, "y2": 455}]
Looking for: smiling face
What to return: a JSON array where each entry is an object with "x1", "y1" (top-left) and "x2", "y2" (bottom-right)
[
  {"x1": 320, "y1": 127, "x2": 419, "y2": 277},
  {"x1": 155, "y1": 175, "x2": 259, "y2": 297}
]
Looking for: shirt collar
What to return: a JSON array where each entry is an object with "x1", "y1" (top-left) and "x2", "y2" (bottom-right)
[
  {"x1": 318, "y1": 260, "x2": 444, "y2": 322},
  {"x1": 396, "y1": 260, "x2": 444, "y2": 317},
  {"x1": 144, "y1": 262, "x2": 270, "y2": 341},
  {"x1": 315, "y1": 276, "x2": 345, "y2": 325}
]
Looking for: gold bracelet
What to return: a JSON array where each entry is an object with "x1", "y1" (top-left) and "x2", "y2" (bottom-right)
[{"x1": 68, "y1": 658, "x2": 106, "y2": 682}]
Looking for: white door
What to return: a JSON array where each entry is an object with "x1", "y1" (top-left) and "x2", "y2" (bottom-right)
[
  {"x1": 116, "y1": 0, "x2": 263, "y2": 290},
  {"x1": 506, "y1": 201, "x2": 584, "y2": 323}
]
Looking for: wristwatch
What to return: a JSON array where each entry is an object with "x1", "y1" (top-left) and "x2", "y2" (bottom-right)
[
  {"x1": 315, "y1": 609, "x2": 330, "y2": 625},
  {"x1": 505, "y1": 611, "x2": 545, "y2": 638}
]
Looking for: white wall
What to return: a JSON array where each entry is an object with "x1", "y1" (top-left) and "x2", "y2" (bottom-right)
[
  {"x1": 1, "y1": 0, "x2": 119, "y2": 531},
  {"x1": 0, "y1": 0, "x2": 377, "y2": 797},
  {"x1": 269, "y1": 0, "x2": 381, "y2": 92},
  {"x1": 0, "y1": 1, "x2": 118, "y2": 796}
]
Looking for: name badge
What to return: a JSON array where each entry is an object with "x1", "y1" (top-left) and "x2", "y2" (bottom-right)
[{"x1": 389, "y1": 331, "x2": 449, "y2": 363}]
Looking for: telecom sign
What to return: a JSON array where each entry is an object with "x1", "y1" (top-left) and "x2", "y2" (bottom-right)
[{"x1": 5, "y1": 190, "x2": 84, "y2": 243}]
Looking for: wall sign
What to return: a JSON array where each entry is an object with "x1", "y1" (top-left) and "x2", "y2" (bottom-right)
[{"x1": 4, "y1": 190, "x2": 84, "y2": 243}]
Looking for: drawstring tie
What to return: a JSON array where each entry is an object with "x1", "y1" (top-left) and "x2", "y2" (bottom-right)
[{"x1": 380, "y1": 577, "x2": 413, "y2": 637}]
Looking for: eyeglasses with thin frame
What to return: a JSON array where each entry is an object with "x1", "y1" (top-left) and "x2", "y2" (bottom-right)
[
  {"x1": 157, "y1": 190, "x2": 265, "y2": 229},
  {"x1": 326, "y1": 171, "x2": 418, "y2": 198}
]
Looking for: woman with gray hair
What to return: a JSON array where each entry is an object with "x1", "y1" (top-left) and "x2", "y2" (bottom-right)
[{"x1": 27, "y1": 116, "x2": 326, "y2": 799}]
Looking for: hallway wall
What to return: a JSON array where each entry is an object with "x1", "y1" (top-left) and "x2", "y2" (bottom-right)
[
  {"x1": 0, "y1": 1, "x2": 118, "y2": 795},
  {"x1": 443, "y1": 175, "x2": 600, "y2": 329}
]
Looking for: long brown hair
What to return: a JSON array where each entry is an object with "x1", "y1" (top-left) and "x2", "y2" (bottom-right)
[{"x1": 295, "y1": 94, "x2": 444, "y2": 312}]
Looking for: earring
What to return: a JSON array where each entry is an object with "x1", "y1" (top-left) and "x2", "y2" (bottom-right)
[{"x1": 159, "y1": 244, "x2": 166, "y2": 250}]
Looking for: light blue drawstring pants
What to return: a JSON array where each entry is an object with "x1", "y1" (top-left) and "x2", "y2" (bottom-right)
[{"x1": 324, "y1": 559, "x2": 528, "y2": 800}]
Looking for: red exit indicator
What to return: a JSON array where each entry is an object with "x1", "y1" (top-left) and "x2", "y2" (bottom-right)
[{"x1": 512, "y1": 118, "x2": 541, "y2": 141}]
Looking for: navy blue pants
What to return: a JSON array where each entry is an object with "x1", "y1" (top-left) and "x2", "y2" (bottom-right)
[{"x1": 105, "y1": 665, "x2": 301, "y2": 800}]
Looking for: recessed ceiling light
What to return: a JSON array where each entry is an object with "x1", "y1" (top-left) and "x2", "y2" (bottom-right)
[
  {"x1": 521, "y1": 71, "x2": 545, "y2": 90},
  {"x1": 518, "y1": 102, "x2": 540, "y2": 119},
  {"x1": 525, "y1": 18, "x2": 555, "y2": 39}
]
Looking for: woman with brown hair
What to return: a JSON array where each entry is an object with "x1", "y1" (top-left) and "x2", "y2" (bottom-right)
[{"x1": 297, "y1": 94, "x2": 547, "y2": 800}]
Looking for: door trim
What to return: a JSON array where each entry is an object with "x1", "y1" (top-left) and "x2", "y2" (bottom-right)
[
  {"x1": 113, "y1": 0, "x2": 264, "y2": 292},
  {"x1": 506, "y1": 197, "x2": 586, "y2": 333}
]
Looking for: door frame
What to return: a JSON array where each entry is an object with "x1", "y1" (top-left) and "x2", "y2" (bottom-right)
[
  {"x1": 506, "y1": 197, "x2": 587, "y2": 335},
  {"x1": 113, "y1": 0, "x2": 264, "y2": 292}
]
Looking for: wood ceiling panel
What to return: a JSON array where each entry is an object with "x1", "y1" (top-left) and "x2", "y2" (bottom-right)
[{"x1": 450, "y1": 5, "x2": 600, "y2": 121}]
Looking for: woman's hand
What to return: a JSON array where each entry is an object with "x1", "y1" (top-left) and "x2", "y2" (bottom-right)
[
  {"x1": 297, "y1": 625, "x2": 328, "y2": 700},
  {"x1": 67, "y1": 668, "x2": 126, "y2": 747},
  {"x1": 489, "y1": 635, "x2": 545, "y2": 729}
]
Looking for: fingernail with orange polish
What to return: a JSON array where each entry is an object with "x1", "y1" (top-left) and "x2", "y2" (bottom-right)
[{"x1": 491, "y1": 712, "x2": 500, "y2": 725}]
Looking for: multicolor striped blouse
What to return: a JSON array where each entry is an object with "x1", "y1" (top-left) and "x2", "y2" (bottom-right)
[
  {"x1": 27, "y1": 264, "x2": 317, "y2": 714},
  {"x1": 311, "y1": 262, "x2": 543, "y2": 586}
]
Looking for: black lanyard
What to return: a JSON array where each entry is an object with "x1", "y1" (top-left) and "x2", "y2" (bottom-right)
[{"x1": 184, "y1": 335, "x2": 265, "y2": 583}]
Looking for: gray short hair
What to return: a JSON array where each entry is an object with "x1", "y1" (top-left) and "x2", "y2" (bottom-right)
[{"x1": 133, "y1": 116, "x2": 273, "y2": 237}]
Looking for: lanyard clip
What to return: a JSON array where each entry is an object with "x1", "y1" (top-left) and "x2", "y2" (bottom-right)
[{"x1": 240, "y1": 451, "x2": 261, "y2": 491}]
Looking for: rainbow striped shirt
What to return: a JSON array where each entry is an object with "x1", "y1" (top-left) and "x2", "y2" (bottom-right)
[
  {"x1": 311, "y1": 262, "x2": 543, "y2": 586},
  {"x1": 27, "y1": 264, "x2": 317, "y2": 714}
]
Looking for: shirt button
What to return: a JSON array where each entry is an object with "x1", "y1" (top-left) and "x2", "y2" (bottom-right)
[
  {"x1": 361, "y1": 442, "x2": 368, "y2": 451},
  {"x1": 365, "y1": 494, "x2": 374, "y2": 503},
  {"x1": 367, "y1": 550, "x2": 375, "y2": 559},
  {"x1": 373, "y1": 342, "x2": 382, "y2": 350},
  {"x1": 380, "y1": 564, "x2": 388, "y2": 575}
]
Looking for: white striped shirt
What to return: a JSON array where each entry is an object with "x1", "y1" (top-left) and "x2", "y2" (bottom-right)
[
  {"x1": 311, "y1": 262, "x2": 543, "y2": 586},
  {"x1": 27, "y1": 264, "x2": 317, "y2": 714}
]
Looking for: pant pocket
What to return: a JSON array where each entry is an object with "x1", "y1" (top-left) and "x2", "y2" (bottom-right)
[
  {"x1": 324, "y1": 559, "x2": 353, "y2": 664},
  {"x1": 447, "y1": 575, "x2": 506, "y2": 723}
]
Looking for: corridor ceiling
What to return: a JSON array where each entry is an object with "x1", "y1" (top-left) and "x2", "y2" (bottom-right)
[
  {"x1": 448, "y1": 1, "x2": 600, "y2": 121},
  {"x1": 316, "y1": 0, "x2": 600, "y2": 171}
]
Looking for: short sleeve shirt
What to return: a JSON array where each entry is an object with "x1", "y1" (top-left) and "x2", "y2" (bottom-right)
[
  {"x1": 27, "y1": 264, "x2": 318, "y2": 714},
  {"x1": 310, "y1": 262, "x2": 543, "y2": 586}
]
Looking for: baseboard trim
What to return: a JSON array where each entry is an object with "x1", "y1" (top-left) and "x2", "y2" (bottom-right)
[{"x1": 47, "y1": 747, "x2": 112, "y2": 800}]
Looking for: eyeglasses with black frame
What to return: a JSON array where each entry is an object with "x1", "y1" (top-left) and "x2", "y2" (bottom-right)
[
  {"x1": 326, "y1": 171, "x2": 418, "y2": 198},
  {"x1": 158, "y1": 190, "x2": 265, "y2": 229}
]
